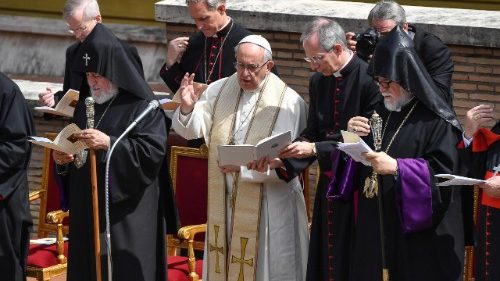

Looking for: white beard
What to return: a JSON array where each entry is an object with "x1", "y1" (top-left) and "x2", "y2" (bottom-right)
[
  {"x1": 383, "y1": 88, "x2": 413, "y2": 112},
  {"x1": 91, "y1": 85, "x2": 119, "y2": 104}
]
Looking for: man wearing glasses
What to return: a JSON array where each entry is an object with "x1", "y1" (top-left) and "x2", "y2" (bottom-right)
[
  {"x1": 172, "y1": 35, "x2": 309, "y2": 281},
  {"x1": 278, "y1": 17, "x2": 380, "y2": 281},
  {"x1": 345, "y1": 25, "x2": 464, "y2": 281},
  {"x1": 38, "y1": 0, "x2": 143, "y2": 108},
  {"x1": 347, "y1": 1, "x2": 454, "y2": 106}
]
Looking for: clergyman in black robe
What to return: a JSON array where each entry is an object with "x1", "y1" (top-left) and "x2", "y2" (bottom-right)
[
  {"x1": 158, "y1": 0, "x2": 251, "y2": 94},
  {"x1": 39, "y1": 1, "x2": 143, "y2": 109},
  {"x1": 0, "y1": 72, "x2": 35, "y2": 281},
  {"x1": 54, "y1": 24, "x2": 177, "y2": 281},
  {"x1": 277, "y1": 18, "x2": 380, "y2": 281},
  {"x1": 339, "y1": 26, "x2": 465, "y2": 281},
  {"x1": 459, "y1": 107, "x2": 500, "y2": 280}
]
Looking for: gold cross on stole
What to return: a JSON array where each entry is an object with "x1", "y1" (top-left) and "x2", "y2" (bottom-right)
[
  {"x1": 231, "y1": 237, "x2": 254, "y2": 281},
  {"x1": 209, "y1": 225, "x2": 224, "y2": 273}
]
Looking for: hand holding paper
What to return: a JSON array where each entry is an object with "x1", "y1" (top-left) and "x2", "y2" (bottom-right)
[
  {"x1": 337, "y1": 130, "x2": 373, "y2": 166},
  {"x1": 34, "y1": 89, "x2": 79, "y2": 117},
  {"x1": 29, "y1": 123, "x2": 88, "y2": 155}
]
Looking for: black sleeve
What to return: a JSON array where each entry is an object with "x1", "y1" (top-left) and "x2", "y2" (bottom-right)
[{"x1": 418, "y1": 33, "x2": 454, "y2": 105}]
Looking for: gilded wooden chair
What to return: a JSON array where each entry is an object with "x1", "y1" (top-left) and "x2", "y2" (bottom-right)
[
  {"x1": 167, "y1": 143, "x2": 312, "y2": 281},
  {"x1": 167, "y1": 145, "x2": 208, "y2": 281},
  {"x1": 27, "y1": 133, "x2": 69, "y2": 281}
]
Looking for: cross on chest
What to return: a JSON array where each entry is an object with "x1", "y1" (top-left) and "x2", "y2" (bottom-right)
[{"x1": 83, "y1": 53, "x2": 91, "y2": 66}]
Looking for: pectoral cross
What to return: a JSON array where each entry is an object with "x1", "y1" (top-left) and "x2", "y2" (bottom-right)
[
  {"x1": 209, "y1": 225, "x2": 224, "y2": 273},
  {"x1": 83, "y1": 53, "x2": 91, "y2": 66},
  {"x1": 231, "y1": 237, "x2": 254, "y2": 281}
]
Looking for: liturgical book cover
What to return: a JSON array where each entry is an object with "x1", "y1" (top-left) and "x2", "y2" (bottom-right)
[{"x1": 217, "y1": 130, "x2": 292, "y2": 166}]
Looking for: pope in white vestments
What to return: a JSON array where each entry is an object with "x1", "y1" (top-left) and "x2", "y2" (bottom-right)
[{"x1": 172, "y1": 35, "x2": 309, "y2": 281}]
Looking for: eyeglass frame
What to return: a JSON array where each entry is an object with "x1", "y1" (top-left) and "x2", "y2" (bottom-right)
[
  {"x1": 67, "y1": 19, "x2": 96, "y2": 35},
  {"x1": 375, "y1": 77, "x2": 395, "y2": 88},
  {"x1": 233, "y1": 60, "x2": 270, "y2": 73},
  {"x1": 303, "y1": 48, "x2": 333, "y2": 63}
]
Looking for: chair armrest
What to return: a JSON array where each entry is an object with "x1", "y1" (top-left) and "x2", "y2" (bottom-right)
[
  {"x1": 46, "y1": 210, "x2": 69, "y2": 224},
  {"x1": 29, "y1": 190, "x2": 45, "y2": 202},
  {"x1": 46, "y1": 210, "x2": 69, "y2": 264},
  {"x1": 177, "y1": 224, "x2": 206, "y2": 281},
  {"x1": 177, "y1": 224, "x2": 207, "y2": 240}
]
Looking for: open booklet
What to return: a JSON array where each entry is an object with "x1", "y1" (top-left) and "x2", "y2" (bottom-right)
[
  {"x1": 435, "y1": 174, "x2": 486, "y2": 186},
  {"x1": 160, "y1": 82, "x2": 208, "y2": 110},
  {"x1": 28, "y1": 123, "x2": 88, "y2": 155},
  {"x1": 337, "y1": 130, "x2": 373, "y2": 166},
  {"x1": 217, "y1": 131, "x2": 292, "y2": 166},
  {"x1": 34, "y1": 89, "x2": 79, "y2": 117}
]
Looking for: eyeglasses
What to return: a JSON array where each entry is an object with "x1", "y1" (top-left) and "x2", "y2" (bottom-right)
[
  {"x1": 375, "y1": 77, "x2": 395, "y2": 88},
  {"x1": 68, "y1": 24, "x2": 89, "y2": 35},
  {"x1": 303, "y1": 48, "x2": 333, "y2": 63},
  {"x1": 234, "y1": 60, "x2": 269, "y2": 73},
  {"x1": 67, "y1": 19, "x2": 96, "y2": 35}
]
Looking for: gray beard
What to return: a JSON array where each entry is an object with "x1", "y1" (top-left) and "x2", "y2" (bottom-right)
[
  {"x1": 383, "y1": 88, "x2": 413, "y2": 112},
  {"x1": 91, "y1": 86, "x2": 119, "y2": 104}
]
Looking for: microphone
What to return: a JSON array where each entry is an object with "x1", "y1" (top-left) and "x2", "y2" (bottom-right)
[
  {"x1": 123, "y1": 99, "x2": 160, "y2": 135},
  {"x1": 103, "y1": 99, "x2": 159, "y2": 281}
]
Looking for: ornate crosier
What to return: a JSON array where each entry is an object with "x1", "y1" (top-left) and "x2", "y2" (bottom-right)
[
  {"x1": 75, "y1": 97, "x2": 95, "y2": 168},
  {"x1": 363, "y1": 111, "x2": 383, "y2": 198}
]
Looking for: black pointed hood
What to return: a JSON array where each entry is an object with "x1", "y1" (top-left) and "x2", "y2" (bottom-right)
[
  {"x1": 73, "y1": 23, "x2": 153, "y2": 100},
  {"x1": 369, "y1": 25, "x2": 461, "y2": 131}
]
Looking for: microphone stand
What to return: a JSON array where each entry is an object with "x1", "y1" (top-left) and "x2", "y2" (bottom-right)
[{"x1": 104, "y1": 100, "x2": 160, "y2": 281}]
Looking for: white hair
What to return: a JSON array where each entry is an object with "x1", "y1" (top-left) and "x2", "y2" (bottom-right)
[{"x1": 63, "y1": 0, "x2": 100, "y2": 21}]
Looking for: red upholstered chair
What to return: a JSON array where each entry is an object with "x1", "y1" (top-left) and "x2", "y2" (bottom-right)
[
  {"x1": 167, "y1": 145, "x2": 208, "y2": 281},
  {"x1": 166, "y1": 144, "x2": 312, "y2": 281},
  {"x1": 27, "y1": 133, "x2": 70, "y2": 281}
]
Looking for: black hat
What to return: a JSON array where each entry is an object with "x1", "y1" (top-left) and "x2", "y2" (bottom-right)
[
  {"x1": 370, "y1": 25, "x2": 461, "y2": 131},
  {"x1": 74, "y1": 23, "x2": 153, "y2": 100}
]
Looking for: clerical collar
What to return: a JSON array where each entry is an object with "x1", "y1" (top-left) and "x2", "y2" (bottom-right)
[
  {"x1": 213, "y1": 17, "x2": 232, "y2": 38},
  {"x1": 333, "y1": 51, "x2": 353, "y2": 78}
]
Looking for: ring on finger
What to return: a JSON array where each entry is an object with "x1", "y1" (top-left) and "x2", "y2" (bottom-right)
[
  {"x1": 353, "y1": 126, "x2": 357, "y2": 133},
  {"x1": 474, "y1": 114, "x2": 480, "y2": 120},
  {"x1": 177, "y1": 43, "x2": 183, "y2": 48}
]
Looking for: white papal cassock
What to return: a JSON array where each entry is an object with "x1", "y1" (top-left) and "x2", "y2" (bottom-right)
[{"x1": 172, "y1": 73, "x2": 309, "y2": 281}]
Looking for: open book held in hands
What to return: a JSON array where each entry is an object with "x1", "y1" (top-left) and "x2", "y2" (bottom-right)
[
  {"x1": 160, "y1": 82, "x2": 208, "y2": 110},
  {"x1": 435, "y1": 174, "x2": 486, "y2": 186},
  {"x1": 217, "y1": 131, "x2": 292, "y2": 166},
  {"x1": 34, "y1": 89, "x2": 79, "y2": 117},
  {"x1": 29, "y1": 123, "x2": 88, "y2": 155},
  {"x1": 337, "y1": 130, "x2": 373, "y2": 166}
]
